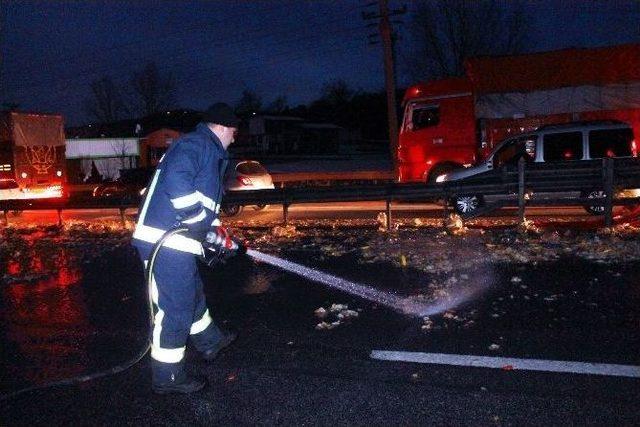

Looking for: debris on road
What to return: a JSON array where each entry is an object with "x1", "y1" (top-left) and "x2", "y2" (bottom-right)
[
  {"x1": 445, "y1": 213, "x2": 467, "y2": 235},
  {"x1": 376, "y1": 212, "x2": 387, "y2": 231},
  {"x1": 271, "y1": 225, "x2": 298, "y2": 238},
  {"x1": 313, "y1": 303, "x2": 360, "y2": 330},
  {"x1": 518, "y1": 217, "x2": 541, "y2": 235},
  {"x1": 314, "y1": 307, "x2": 328, "y2": 319}
]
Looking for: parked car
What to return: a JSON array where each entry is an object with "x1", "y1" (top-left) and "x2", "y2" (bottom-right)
[
  {"x1": 118, "y1": 161, "x2": 275, "y2": 216},
  {"x1": 435, "y1": 121, "x2": 638, "y2": 215},
  {"x1": 221, "y1": 160, "x2": 275, "y2": 216}
]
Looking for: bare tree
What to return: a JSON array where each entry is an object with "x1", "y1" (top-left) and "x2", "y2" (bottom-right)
[
  {"x1": 320, "y1": 80, "x2": 354, "y2": 105},
  {"x1": 266, "y1": 95, "x2": 288, "y2": 114},
  {"x1": 309, "y1": 80, "x2": 357, "y2": 127},
  {"x1": 1, "y1": 102, "x2": 20, "y2": 111},
  {"x1": 84, "y1": 77, "x2": 128, "y2": 123},
  {"x1": 234, "y1": 89, "x2": 262, "y2": 118},
  {"x1": 110, "y1": 138, "x2": 133, "y2": 171},
  {"x1": 408, "y1": 0, "x2": 528, "y2": 80},
  {"x1": 131, "y1": 62, "x2": 176, "y2": 116}
]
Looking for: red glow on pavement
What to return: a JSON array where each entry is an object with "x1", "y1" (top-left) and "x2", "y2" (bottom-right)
[
  {"x1": 1, "y1": 239, "x2": 88, "y2": 384},
  {"x1": 8, "y1": 260, "x2": 20, "y2": 275}
]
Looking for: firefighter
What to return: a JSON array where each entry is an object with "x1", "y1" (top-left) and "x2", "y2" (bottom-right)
[{"x1": 132, "y1": 103, "x2": 240, "y2": 394}]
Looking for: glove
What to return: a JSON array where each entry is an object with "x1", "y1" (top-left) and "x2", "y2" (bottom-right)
[
  {"x1": 175, "y1": 205, "x2": 209, "y2": 241},
  {"x1": 183, "y1": 221, "x2": 209, "y2": 242},
  {"x1": 200, "y1": 227, "x2": 245, "y2": 267}
]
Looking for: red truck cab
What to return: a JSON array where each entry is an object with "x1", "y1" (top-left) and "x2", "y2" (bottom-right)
[{"x1": 398, "y1": 78, "x2": 479, "y2": 183}]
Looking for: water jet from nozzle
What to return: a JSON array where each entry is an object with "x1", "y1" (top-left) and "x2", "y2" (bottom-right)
[{"x1": 246, "y1": 249, "x2": 476, "y2": 318}]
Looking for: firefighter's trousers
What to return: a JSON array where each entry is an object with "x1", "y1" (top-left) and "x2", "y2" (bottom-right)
[{"x1": 137, "y1": 245, "x2": 223, "y2": 384}]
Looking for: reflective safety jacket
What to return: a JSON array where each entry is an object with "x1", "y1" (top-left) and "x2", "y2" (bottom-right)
[{"x1": 133, "y1": 123, "x2": 228, "y2": 255}]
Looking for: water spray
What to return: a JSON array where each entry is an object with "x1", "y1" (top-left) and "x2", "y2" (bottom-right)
[{"x1": 247, "y1": 249, "x2": 446, "y2": 318}]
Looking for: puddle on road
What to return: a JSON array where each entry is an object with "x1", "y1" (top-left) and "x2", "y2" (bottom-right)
[{"x1": 0, "y1": 228, "x2": 144, "y2": 392}]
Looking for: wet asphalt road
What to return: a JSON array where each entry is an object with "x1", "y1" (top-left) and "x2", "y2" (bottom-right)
[{"x1": 1, "y1": 239, "x2": 639, "y2": 425}]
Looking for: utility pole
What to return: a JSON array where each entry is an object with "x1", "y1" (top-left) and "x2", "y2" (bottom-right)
[{"x1": 363, "y1": 1, "x2": 405, "y2": 181}]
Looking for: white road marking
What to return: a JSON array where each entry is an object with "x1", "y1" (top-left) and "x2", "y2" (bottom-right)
[{"x1": 370, "y1": 350, "x2": 640, "y2": 378}]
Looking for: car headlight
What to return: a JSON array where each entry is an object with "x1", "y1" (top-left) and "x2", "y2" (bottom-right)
[{"x1": 435, "y1": 174, "x2": 447, "y2": 183}]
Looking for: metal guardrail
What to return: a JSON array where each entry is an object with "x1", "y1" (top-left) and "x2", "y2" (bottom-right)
[
  {"x1": 270, "y1": 170, "x2": 394, "y2": 184},
  {"x1": 2, "y1": 158, "x2": 639, "y2": 228}
]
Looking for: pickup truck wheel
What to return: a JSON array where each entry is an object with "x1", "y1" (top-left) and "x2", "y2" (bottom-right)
[
  {"x1": 453, "y1": 195, "x2": 483, "y2": 215},
  {"x1": 582, "y1": 190, "x2": 606, "y2": 215},
  {"x1": 222, "y1": 204, "x2": 243, "y2": 216}
]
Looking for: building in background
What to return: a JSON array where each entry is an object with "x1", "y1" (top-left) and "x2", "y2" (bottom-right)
[
  {"x1": 65, "y1": 137, "x2": 139, "y2": 183},
  {"x1": 248, "y1": 115, "x2": 346, "y2": 155},
  {"x1": 65, "y1": 109, "x2": 202, "y2": 182},
  {"x1": 139, "y1": 128, "x2": 180, "y2": 167}
]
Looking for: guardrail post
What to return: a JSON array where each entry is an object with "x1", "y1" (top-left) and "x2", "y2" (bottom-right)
[
  {"x1": 385, "y1": 197, "x2": 392, "y2": 230},
  {"x1": 57, "y1": 209, "x2": 63, "y2": 227},
  {"x1": 442, "y1": 191, "x2": 450, "y2": 221},
  {"x1": 119, "y1": 207, "x2": 126, "y2": 227},
  {"x1": 518, "y1": 157, "x2": 526, "y2": 223},
  {"x1": 603, "y1": 157, "x2": 614, "y2": 228},
  {"x1": 283, "y1": 203, "x2": 289, "y2": 225},
  {"x1": 3, "y1": 210, "x2": 8, "y2": 226}
]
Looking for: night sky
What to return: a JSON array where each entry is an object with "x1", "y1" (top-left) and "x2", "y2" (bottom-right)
[{"x1": 1, "y1": 0, "x2": 639, "y2": 126}]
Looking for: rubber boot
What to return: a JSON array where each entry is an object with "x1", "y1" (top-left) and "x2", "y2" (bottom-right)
[
  {"x1": 151, "y1": 359, "x2": 206, "y2": 395},
  {"x1": 201, "y1": 329, "x2": 238, "y2": 362}
]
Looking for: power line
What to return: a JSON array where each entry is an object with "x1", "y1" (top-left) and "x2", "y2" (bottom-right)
[
  {"x1": 7, "y1": 3, "x2": 362, "y2": 81},
  {"x1": 8, "y1": 7, "x2": 366, "y2": 92},
  {"x1": 14, "y1": 27, "x2": 377, "y2": 118},
  {"x1": 172, "y1": 27, "x2": 371, "y2": 89},
  {"x1": 176, "y1": 38, "x2": 378, "y2": 94},
  {"x1": 6, "y1": 2, "x2": 296, "y2": 67}
]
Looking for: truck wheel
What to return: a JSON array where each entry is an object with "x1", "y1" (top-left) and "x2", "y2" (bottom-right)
[
  {"x1": 582, "y1": 190, "x2": 606, "y2": 215},
  {"x1": 222, "y1": 204, "x2": 243, "y2": 216},
  {"x1": 453, "y1": 195, "x2": 483, "y2": 215}
]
